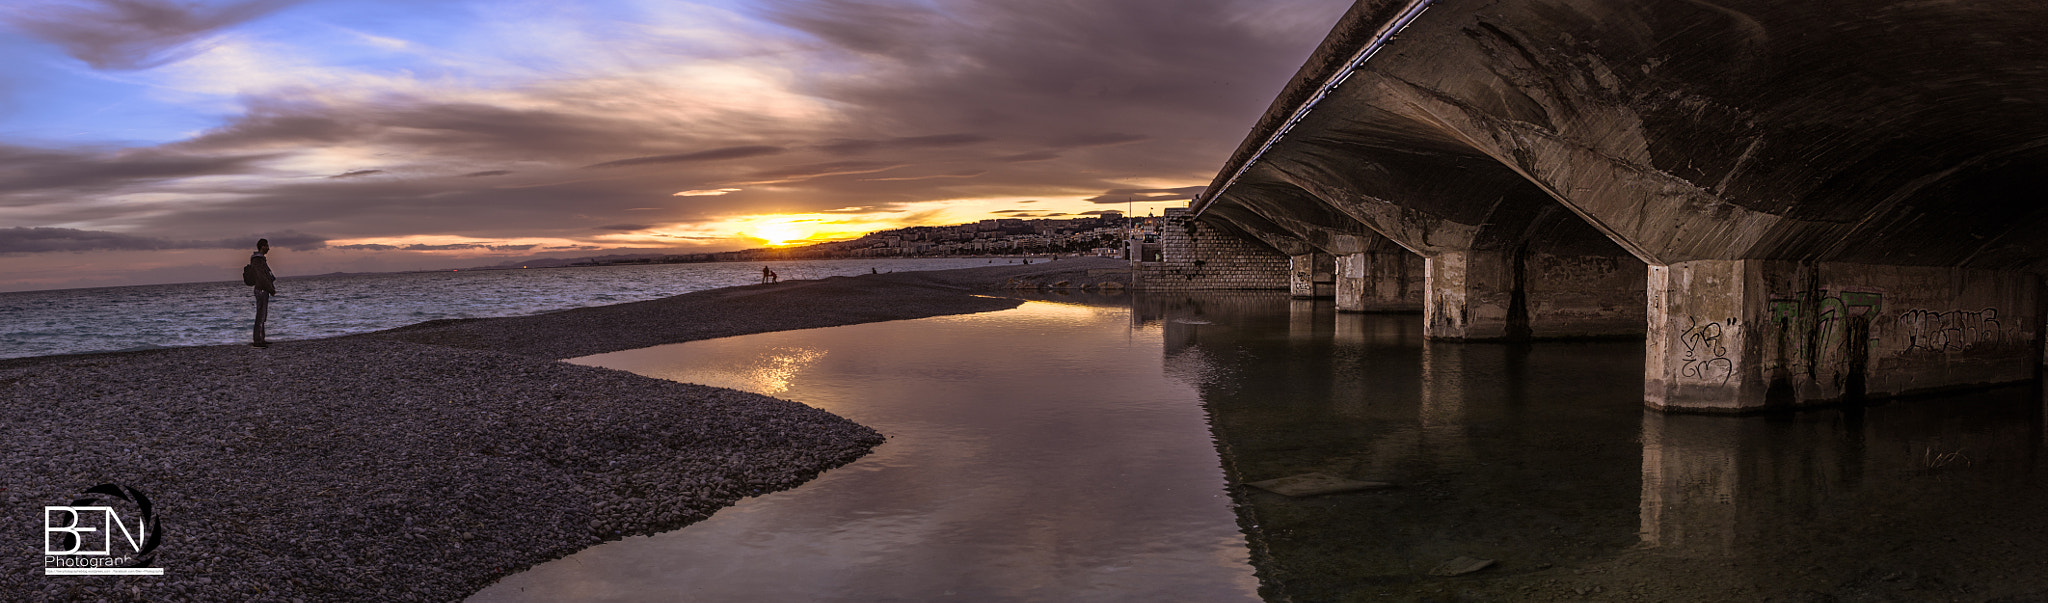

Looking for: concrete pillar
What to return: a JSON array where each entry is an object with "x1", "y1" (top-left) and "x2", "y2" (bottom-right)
[
  {"x1": 1369, "y1": 253, "x2": 1425, "y2": 312},
  {"x1": 1337, "y1": 252, "x2": 1423, "y2": 313},
  {"x1": 1335, "y1": 253, "x2": 1368, "y2": 313},
  {"x1": 1336, "y1": 253, "x2": 1366, "y2": 311},
  {"x1": 1288, "y1": 253, "x2": 1337, "y2": 298},
  {"x1": 1427, "y1": 248, "x2": 1646, "y2": 341},
  {"x1": 1288, "y1": 254, "x2": 1316, "y2": 299},
  {"x1": 1645, "y1": 261, "x2": 1761, "y2": 411},
  {"x1": 1647, "y1": 260, "x2": 2042, "y2": 412},
  {"x1": 1424, "y1": 249, "x2": 1516, "y2": 340}
]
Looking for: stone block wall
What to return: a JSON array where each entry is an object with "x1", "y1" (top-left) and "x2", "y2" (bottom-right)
[{"x1": 1135, "y1": 208, "x2": 1290, "y2": 290}]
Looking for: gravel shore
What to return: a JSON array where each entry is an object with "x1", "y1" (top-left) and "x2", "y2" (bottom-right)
[{"x1": 0, "y1": 258, "x2": 1125, "y2": 602}]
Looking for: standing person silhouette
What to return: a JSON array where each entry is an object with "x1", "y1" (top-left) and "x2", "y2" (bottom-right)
[{"x1": 244, "y1": 239, "x2": 277, "y2": 348}]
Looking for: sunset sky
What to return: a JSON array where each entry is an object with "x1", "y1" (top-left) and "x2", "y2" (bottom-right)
[{"x1": 0, "y1": 0, "x2": 1349, "y2": 291}]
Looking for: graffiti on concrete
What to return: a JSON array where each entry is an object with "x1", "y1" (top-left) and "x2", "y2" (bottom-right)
[
  {"x1": 1536, "y1": 254, "x2": 1623, "y2": 281},
  {"x1": 1894, "y1": 308, "x2": 2021, "y2": 352},
  {"x1": 1679, "y1": 318, "x2": 1734, "y2": 384},
  {"x1": 1771, "y1": 288, "x2": 2026, "y2": 356},
  {"x1": 1769, "y1": 290, "x2": 1882, "y2": 365}
]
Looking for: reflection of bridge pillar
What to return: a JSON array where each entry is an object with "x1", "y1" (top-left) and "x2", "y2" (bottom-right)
[
  {"x1": 1648, "y1": 260, "x2": 2042, "y2": 411},
  {"x1": 1288, "y1": 299, "x2": 1320, "y2": 340},
  {"x1": 1419, "y1": 341, "x2": 1464, "y2": 424},
  {"x1": 1418, "y1": 340, "x2": 1475, "y2": 464},
  {"x1": 1336, "y1": 252, "x2": 1423, "y2": 313},
  {"x1": 1637, "y1": 412, "x2": 1746, "y2": 558},
  {"x1": 1638, "y1": 410, "x2": 1867, "y2": 559},
  {"x1": 1331, "y1": 314, "x2": 1370, "y2": 418},
  {"x1": 1336, "y1": 311, "x2": 1421, "y2": 347},
  {"x1": 1333, "y1": 311, "x2": 1364, "y2": 344},
  {"x1": 1640, "y1": 399, "x2": 2042, "y2": 561}
]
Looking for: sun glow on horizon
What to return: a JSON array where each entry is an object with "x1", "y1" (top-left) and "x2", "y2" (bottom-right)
[
  {"x1": 751, "y1": 222, "x2": 814, "y2": 246},
  {"x1": 317, "y1": 190, "x2": 1198, "y2": 259},
  {"x1": 723, "y1": 213, "x2": 872, "y2": 247},
  {"x1": 698, "y1": 192, "x2": 1194, "y2": 248}
]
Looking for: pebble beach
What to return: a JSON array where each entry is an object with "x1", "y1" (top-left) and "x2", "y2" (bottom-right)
[{"x1": 0, "y1": 259, "x2": 1127, "y2": 602}]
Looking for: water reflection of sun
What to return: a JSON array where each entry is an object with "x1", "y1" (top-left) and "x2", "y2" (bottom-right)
[{"x1": 744, "y1": 347, "x2": 827, "y2": 394}]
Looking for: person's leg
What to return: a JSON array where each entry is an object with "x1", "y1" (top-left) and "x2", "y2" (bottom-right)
[{"x1": 253, "y1": 289, "x2": 270, "y2": 344}]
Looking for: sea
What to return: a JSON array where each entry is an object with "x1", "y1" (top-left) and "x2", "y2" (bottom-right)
[{"x1": 0, "y1": 257, "x2": 1014, "y2": 360}]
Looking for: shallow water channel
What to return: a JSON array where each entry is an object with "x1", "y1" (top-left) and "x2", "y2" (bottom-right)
[
  {"x1": 474, "y1": 298, "x2": 1258, "y2": 601},
  {"x1": 476, "y1": 292, "x2": 2048, "y2": 601}
]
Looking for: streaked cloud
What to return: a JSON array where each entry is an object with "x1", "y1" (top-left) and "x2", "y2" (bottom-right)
[
  {"x1": 1086, "y1": 186, "x2": 1208, "y2": 204},
  {"x1": 861, "y1": 170, "x2": 985, "y2": 182},
  {"x1": 585, "y1": 145, "x2": 786, "y2": 169},
  {"x1": 675, "y1": 188, "x2": 743, "y2": 197},
  {"x1": 742, "y1": 160, "x2": 906, "y2": 184},
  {"x1": 996, "y1": 151, "x2": 1060, "y2": 162},
  {"x1": 819, "y1": 133, "x2": 990, "y2": 155}
]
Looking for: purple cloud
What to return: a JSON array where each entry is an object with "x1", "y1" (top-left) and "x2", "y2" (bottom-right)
[{"x1": 2, "y1": 0, "x2": 298, "y2": 70}]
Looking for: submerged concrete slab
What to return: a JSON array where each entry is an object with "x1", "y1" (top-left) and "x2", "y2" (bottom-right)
[{"x1": 1246, "y1": 472, "x2": 1395, "y2": 497}]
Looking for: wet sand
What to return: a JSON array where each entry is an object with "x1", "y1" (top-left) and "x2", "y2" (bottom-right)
[{"x1": 0, "y1": 258, "x2": 1125, "y2": 602}]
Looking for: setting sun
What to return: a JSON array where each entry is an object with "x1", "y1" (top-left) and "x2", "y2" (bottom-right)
[
  {"x1": 729, "y1": 214, "x2": 868, "y2": 247},
  {"x1": 751, "y1": 222, "x2": 812, "y2": 246}
]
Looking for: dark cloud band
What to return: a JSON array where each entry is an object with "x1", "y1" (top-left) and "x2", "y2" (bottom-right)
[
  {"x1": 0, "y1": 227, "x2": 326, "y2": 253},
  {"x1": 583, "y1": 145, "x2": 786, "y2": 169},
  {"x1": 1087, "y1": 185, "x2": 1207, "y2": 204}
]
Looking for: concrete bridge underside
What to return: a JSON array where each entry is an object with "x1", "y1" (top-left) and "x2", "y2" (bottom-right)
[{"x1": 1188, "y1": 0, "x2": 2048, "y2": 412}]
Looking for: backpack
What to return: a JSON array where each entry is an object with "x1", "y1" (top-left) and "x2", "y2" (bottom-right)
[{"x1": 242, "y1": 263, "x2": 261, "y2": 286}]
